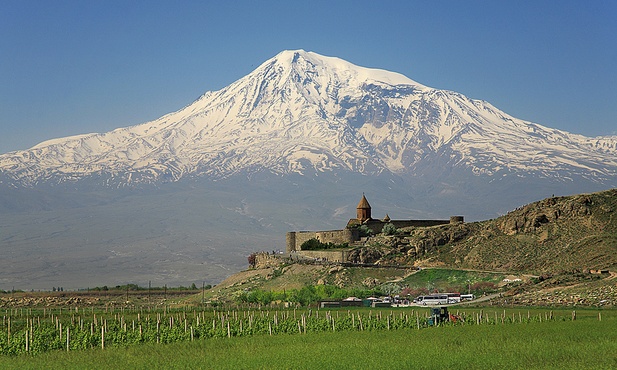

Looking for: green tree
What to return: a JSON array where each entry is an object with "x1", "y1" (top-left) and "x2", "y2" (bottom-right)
[
  {"x1": 382, "y1": 223, "x2": 397, "y2": 235},
  {"x1": 359, "y1": 225, "x2": 373, "y2": 237},
  {"x1": 300, "y1": 238, "x2": 323, "y2": 250}
]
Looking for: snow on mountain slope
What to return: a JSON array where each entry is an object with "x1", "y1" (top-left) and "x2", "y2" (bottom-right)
[{"x1": 0, "y1": 50, "x2": 616, "y2": 187}]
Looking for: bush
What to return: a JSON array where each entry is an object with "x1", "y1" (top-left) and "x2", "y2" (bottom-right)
[
  {"x1": 248, "y1": 253, "x2": 257, "y2": 268},
  {"x1": 382, "y1": 223, "x2": 397, "y2": 235},
  {"x1": 300, "y1": 238, "x2": 349, "y2": 250},
  {"x1": 300, "y1": 238, "x2": 323, "y2": 250},
  {"x1": 358, "y1": 225, "x2": 373, "y2": 237}
]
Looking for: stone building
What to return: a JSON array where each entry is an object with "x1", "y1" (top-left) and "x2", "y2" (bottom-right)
[{"x1": 286, "y1": 194, "x2": 463, "y2": 253}]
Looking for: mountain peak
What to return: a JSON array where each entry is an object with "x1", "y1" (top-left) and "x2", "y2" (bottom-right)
[
  {"x1": 266, "y1": 49, "x2": 426, "y2": 88},
  {"x1": 0, "y1": 51, "x2": 615, "y2": 189}
]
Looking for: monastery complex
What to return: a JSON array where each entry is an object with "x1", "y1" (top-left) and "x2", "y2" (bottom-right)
[{"x1": 286, "y1": 194, "x2": 464, "y2": 254}]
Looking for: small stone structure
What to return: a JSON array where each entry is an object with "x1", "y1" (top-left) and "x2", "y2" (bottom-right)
[{"x1": 254, "y1": 253, "x2": 285, "y2": 269}]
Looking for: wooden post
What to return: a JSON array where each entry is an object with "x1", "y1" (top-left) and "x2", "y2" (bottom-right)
[{"x1": 101, "y1": 325, "x2": 104, "y2": 350}]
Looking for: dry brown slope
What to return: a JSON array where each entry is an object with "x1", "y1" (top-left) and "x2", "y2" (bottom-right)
[{"x1": 435, "y1": 188, "x2": 617, "y2": 274}]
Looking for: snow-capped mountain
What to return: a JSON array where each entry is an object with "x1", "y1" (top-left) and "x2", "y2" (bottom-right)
[
  {"x1": 2, "y1": 49, "x2": 616, "y2": 188},
  {"x1": 2, "y1": 50, "x2": 617, "y2": 290}
]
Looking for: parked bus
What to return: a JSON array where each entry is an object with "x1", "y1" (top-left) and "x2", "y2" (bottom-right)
[
  {"x1": 460, "y1": 294, "x2": 475, "y2": 301},
  {"x1": 414, "y1": 294, "x2": 449, "y2": 305},
  {"x1": 444, "y1": 292, "x2": 461, "y2": 303}
]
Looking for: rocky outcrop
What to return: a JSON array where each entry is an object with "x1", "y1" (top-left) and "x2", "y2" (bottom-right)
[
  {"x1": 497, "y1": 193, "x2": 596, "y2": 235},
  {"x1": 254, "y1": 253, "x2": 285, "y2": 269},
  {"x1": 405, "y1": 224, "x2": 472, "y2": 255},
  {"x1": 347, "y1": 247, "x2": 385, "y2": 264},
  {"x1": 348, "y1": 224, "x2": 473, "y2": 264}
]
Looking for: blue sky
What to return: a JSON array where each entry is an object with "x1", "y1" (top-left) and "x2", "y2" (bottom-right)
[{"x1": 1, "y1": 0, "x2": 615, "y2": 154}]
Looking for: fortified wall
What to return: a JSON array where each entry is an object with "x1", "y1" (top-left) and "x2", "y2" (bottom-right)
[
  {"x1": 286, "y1": 229, "x2": 360, "y2": 252},
  {"x1": 285, "y1": 195, "x2": 463, "y2": 253},
  {"x1": 293, "y1": 249, "x2": 351, "y2": 263},
  {"x1": 361, "y1": 216, "x2": 463, "y2": 234}
]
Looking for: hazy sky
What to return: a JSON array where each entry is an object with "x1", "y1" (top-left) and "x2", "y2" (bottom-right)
[{"x1": 1, "y1": 1, "x2": 615, "y2": 154}]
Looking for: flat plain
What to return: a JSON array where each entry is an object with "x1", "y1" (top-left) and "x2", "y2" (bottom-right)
[{"x1": 0, "y1": 307, "x2": 615, "y2": 369}]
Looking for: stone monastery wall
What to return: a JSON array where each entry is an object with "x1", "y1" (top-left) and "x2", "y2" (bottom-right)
[
  {"x1": 286, "y1": 229, "x2": 360, "y2": 252},
  {"x1": 295, "y1": 250, "x2": 351, "y2": 263}
]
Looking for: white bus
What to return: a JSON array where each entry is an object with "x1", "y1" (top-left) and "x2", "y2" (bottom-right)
[
  {"x1": 460, "y1": 294, "x2": 475, "y2": 301},
  {"x1": 414, "y1": 294, "x2": 449, "y2": 305},
  {"x1": 444, "y1": 293, "x2": 461, "y2": 303}
]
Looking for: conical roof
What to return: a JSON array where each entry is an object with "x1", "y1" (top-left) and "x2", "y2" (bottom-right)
[{"x1": 357, "y1": 194, "x2": 371, "y2": 209}]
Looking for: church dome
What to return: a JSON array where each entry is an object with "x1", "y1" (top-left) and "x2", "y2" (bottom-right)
[
  {"x1": 356, "y1": 194, "x2": 372, "y2": 222},
  {"x1": 357, "y1": 194, "x2": 371, "y2": 209}
]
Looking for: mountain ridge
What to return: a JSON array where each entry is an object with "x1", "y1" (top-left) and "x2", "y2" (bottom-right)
[{"x1": 1, "y1": 50, "x2": 616, "y2": 188}]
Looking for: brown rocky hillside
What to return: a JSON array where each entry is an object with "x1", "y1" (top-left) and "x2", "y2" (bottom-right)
[
  {"x1": 201, "y1": 189, "x2": 616, "y2": 307},
  {"x1": 390, "y1": 188, "x2": 617, "y2": 274}
]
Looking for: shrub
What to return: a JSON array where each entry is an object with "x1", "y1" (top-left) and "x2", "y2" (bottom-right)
[
  {"x1": 300, "y1": 238, "x2": 349, "y2": 250},
  {"x1": 382, "y1": 223, "x2": 397, "y2": 235},
  {"x1": 248, "y1": 253, "x2": 257, "y2": 268},
  {"x1": 358, "y1": 225, "x2": 373, "y2": 237},
  {"x1": 300, "y1": 238, "x2": 323, "y2": 250}
]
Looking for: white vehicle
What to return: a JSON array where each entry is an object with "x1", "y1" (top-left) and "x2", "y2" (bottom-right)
[
  {"x1": 414, "y1": 294, "x2": 449, "y2": 305},
  {"x1": 461, "y1": 294, "x2": 475, "y2": 301},
  {"x1": 444, "y1": 293, "x2": 461, "y2": 304}
]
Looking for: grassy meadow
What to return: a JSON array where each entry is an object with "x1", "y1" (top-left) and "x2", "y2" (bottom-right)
[{"x1": 0, "y1": 307, "x2": 615, "y2": 369}]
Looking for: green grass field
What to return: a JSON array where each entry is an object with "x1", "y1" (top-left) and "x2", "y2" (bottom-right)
[{"x1": 0, "y1": 308, "x2": 615, "y2": 369}]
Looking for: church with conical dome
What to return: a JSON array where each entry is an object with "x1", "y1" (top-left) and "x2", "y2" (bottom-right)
[
  {"x1": 355, "y1": 193, "x2": 372, "y2": 223},
  {"x1": 286, "y1": 194, "x2": 463, "y2": 254}
]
